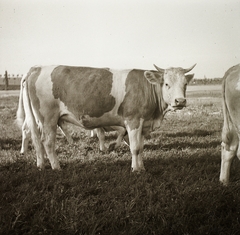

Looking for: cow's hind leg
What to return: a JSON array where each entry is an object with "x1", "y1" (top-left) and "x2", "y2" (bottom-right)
[
  {"x1": 30, "y1": 130, "x2": 45, "y2": 169},
  {"x1": 20, "y1": 120, "x2": 31, "y2": 155},
  {"x1": 95, "y1": 128, "x2": 107, "y2": 152},
  {"x1": 108, "y1": 127, "x2": 128, "y2": 151},
  {"x1": 89, "y1": 129, "x2": 97, "y2": 137},
  {"x1": 42, "y1": 124, "x2": 60, "y2": 170},
  {"x1": 220, "y1": 131, "x2": 238, "y2": 185},
  {"x1": 36, "y1": 144, "x2": 46, "y2": 170}
]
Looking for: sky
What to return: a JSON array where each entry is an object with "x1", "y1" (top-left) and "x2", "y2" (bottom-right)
[{"x1": 0, "y1": 0, "x2": 239, "y2": 78}]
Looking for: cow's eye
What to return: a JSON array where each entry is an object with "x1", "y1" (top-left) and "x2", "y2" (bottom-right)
[{"x1": 165, "y1": 83, "x2": 170, "y2": 89}]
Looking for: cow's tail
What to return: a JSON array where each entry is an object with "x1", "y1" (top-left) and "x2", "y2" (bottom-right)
[
  {"x1": 221, "y1": 72, "x2": 234, "y2": 150},
  {"x1": 22, "y1": 73, "x2": 43, "y2": 154},
  {"x1": 16, "y1": 74, "x2": 27, "y2": 129}
]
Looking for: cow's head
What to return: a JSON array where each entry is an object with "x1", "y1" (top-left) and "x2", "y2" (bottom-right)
[{"x1": 144, "y1": 64, "x2": 196, "y2": 110}]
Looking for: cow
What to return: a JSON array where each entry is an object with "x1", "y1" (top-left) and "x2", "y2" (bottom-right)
[
  {"x1": 220, "y1": 63, "x2": 240, "y2": 185},
  {"x1": 16, "y1": 64, "x2": 196, "y2": 172}
]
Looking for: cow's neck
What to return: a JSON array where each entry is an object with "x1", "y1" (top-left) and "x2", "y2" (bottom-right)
[
  {"x1": 150, "y1": 84, "x2": 169, "y2": 131},
  {"x1": 152, "y1": 84, "x2": 168, "y2": 117}
]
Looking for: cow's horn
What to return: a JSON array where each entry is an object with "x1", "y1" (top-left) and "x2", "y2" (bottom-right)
[
  {"x1": 183, "y1": 63, "x2": 197, "y2": 73},
  {"x1": 153, "y1": 64, "x2": 164, "y2": 72}
]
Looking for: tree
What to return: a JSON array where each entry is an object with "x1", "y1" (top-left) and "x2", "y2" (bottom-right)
[{"x1": 4, "y1": 71, "x2": 8, "y2": 90}]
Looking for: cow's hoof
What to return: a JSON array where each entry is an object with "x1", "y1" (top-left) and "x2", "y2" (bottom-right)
[
  {"x1": 52, "y1": 165, "x2": 61, "y2": 171},
  {"x1": 131, "y1": 167, "x2": 146, "y2": 173},
  {"x1": 219, "y1": 180, "x2": 229, "y2": 186},
  {"x1": 37, "y1": 166, "x2": 45, "y2": 171}
]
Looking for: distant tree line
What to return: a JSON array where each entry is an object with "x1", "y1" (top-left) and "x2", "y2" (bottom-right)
[{"x1": 189, "y1": 77, "x2": 222, "y2": 85}]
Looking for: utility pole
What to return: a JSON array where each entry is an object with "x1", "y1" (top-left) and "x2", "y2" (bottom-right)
[{"x1": 4, "y1": 70, "x2": 8, "y2": 90}]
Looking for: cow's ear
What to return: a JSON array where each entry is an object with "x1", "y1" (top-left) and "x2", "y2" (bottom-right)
[
  {"x1": 144, "y1": 71, "x2": 163, "y2": 85},
  {"x1": 185, "y1": 73, "x2": 194, "y2": 83}
]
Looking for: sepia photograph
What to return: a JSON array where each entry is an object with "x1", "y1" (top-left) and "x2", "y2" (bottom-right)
[{"x1": 0, "y1": 0, "x2": 239, "y2": 234}]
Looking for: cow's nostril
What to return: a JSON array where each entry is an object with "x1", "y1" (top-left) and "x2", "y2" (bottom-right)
[{"x1": 175, "y1": 98, "x2": 186, "y2": 106}]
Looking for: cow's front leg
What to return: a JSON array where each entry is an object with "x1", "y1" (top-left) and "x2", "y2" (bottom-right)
[
  {"x1": 130, "y1": 135, "x2": 145, "y2": 172},
  {"x1": 126, "y1": 119, "x2": 145, "y2": 172}
]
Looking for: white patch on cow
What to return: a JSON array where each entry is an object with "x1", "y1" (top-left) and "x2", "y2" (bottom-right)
[
  {"x1": 236, "y1": 75, "x2": 240, "y2": 91},
  {"x1": 109, "y1": 69, "x2": 130, "y2": 114},
  {"x1": 35, "y1": 65, "x2": 59, "y2": 116},
  {"x1": 59, "y1": 101, "x2": 71, "y2": 116}
]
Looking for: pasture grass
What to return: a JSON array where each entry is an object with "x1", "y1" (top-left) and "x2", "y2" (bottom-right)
[{"x1": 1, "y1": 92, "x2": 240, "y2": 235}]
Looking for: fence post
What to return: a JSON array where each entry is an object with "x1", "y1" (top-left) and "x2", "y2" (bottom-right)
[{"x1": 4, "y1": 70, "x2": 8, "y2": 90}]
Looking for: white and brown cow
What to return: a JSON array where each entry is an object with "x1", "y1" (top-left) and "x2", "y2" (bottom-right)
[
  {"x1": 220, "y1": 63, "x2": 240, "y2": 185},
  {"x1": 16, "y1": 64, "x2": 196, "y2": 172}
]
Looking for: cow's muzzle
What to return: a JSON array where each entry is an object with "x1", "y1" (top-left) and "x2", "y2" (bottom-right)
[{"x1": 172, "y1": 98, "x2": 186, "y2": 109}]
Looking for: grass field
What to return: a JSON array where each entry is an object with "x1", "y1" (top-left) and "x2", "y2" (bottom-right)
[{"x1": 0, "y1": 88, "x2": 240, "y2": 235}]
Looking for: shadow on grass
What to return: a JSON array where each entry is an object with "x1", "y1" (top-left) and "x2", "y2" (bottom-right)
[
  {"x1": 146, "y1": 129, "x2": 221, "y2": 150},
  {"x1": 144, "y1": 140, "x2": 220, "y2": 151},
  {"x1": 1, "y1": 153, "x2": 239, "y2": 235},
  {"x1": 164, "y1": 129, "x2": 216, "y2": 138},
  {"x1": 0, "y1": 138, "x2": 24, "y2": 151},
  {"x1": 1, "y1": 150, "x2": 239, "y2": 186}
]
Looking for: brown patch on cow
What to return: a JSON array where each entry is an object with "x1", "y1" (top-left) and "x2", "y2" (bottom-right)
[
  {"x1": 27, "y1": 67, "x2": 44, "y2": 123},
  {"x1": 51, "y1": 66, "x2": 116, "y2": 118},
  {"x1": 118, "y1": 70, "x2": 159, "y2": 123}
]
